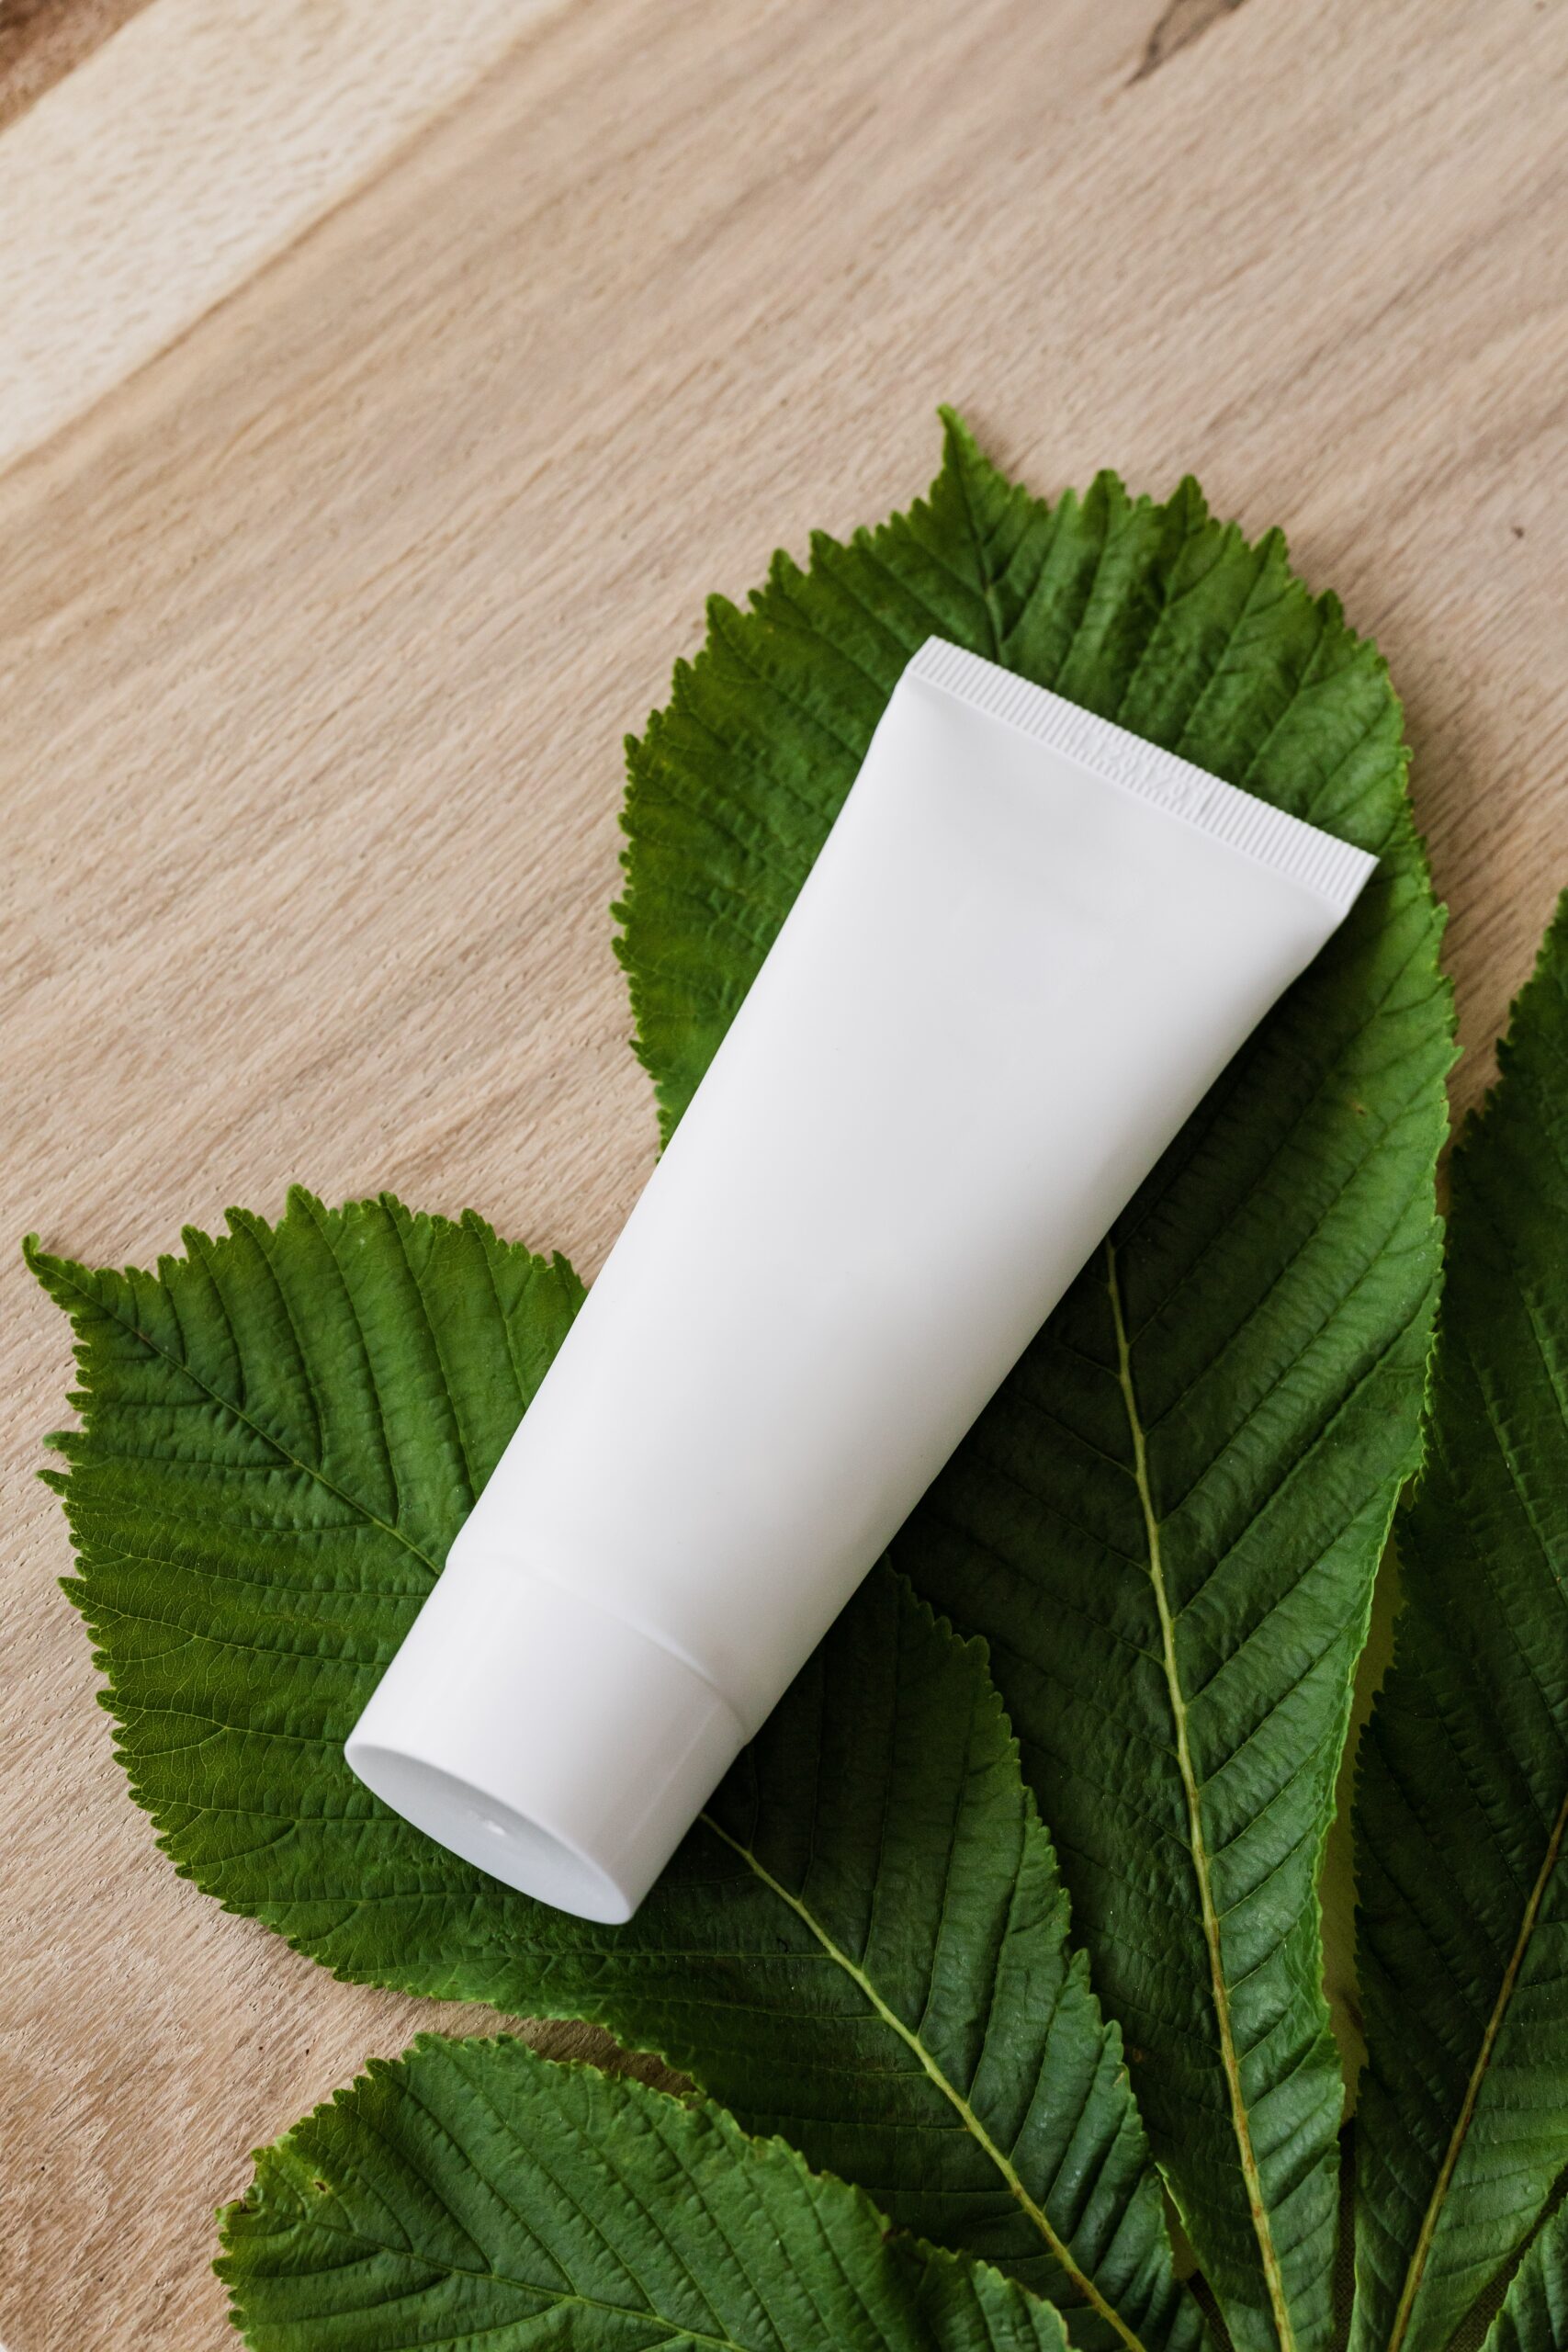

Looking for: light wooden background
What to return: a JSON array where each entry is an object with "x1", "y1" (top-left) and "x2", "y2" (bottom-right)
[
  {"x1": 3, "y1": 0, "x2": 1567, "y2": 2344},
  {"x1": 0, "y1": 0, "x2": 146, "y2": 133}
]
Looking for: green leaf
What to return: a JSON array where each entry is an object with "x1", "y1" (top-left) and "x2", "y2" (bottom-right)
[
  {"x1": 1351, "y1": 901, "x2": 1568, "y2": 2352},
  {"x1": 218, "y1": 2035, "x2": 1073, "y2": 2352},
  {"x1": 1475, "y1": 2204, "x2": 1568, "y2": 2352},
  {"x1": 599, "y1": 1567, "x2": 1189, "y2": 2351},
  {"x1": 29, "y1": 1190, "x2": 1195, "y2": 2352},
  {"x1": 615, "y1": 410, "x2": 1453, "y2": 2352}
]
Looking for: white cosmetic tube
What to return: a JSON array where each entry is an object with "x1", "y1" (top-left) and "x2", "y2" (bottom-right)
[{"x1": 346, "y1": 638, "x2": 1376, "y2": 1922}]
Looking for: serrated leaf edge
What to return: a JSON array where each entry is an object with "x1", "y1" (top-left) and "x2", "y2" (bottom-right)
[
  {"x1": 27, "y1": 1206, "x2": 1184, "y2": 2352},
  {"x1": 215, "y1": 2031, "x2": 1076, "y2": 2352}
]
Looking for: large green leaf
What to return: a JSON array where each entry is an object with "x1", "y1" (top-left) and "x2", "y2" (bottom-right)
[
  {"x1": 218, "y1": 2035, "x2": 1072, "y2": 2352},
  {"x1": 616, "y1": 411, "x2": 1453, "y2": 2352},
  {"x1": 1352, "y1": 904, "x2": 1568, "y2": 2352},
  {"x1": 30, "y1": 1191, "x2": 1195, "y2": 2352},
  {"x1": 1475, "y1": 2205, "x2": 1568, "y2": 2352}
]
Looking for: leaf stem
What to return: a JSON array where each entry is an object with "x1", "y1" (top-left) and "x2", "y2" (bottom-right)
[
  {"x1": 1105, "y1": 1238, "x2": 1297, "y2": 2352},
  {"x1": 699, "y1": 1809, "x2": 1150, "y2": 2352},
  {"x1": 1382, "y1": 1781, "x2": 1568, "y2": 2352}
]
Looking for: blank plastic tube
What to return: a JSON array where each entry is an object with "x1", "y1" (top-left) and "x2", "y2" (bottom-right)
[{"x1": 346, "y1": 638, "x2": 1376, "y2": 1921}]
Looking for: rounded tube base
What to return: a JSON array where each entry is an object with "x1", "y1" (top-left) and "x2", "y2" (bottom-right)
[{"x1": 345, "y1": 1554, "x2": 746, "y2": 1924}]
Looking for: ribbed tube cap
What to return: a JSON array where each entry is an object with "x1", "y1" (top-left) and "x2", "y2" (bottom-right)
[{"x1": 344, "y1": 1553, "x2": 747, "y2": 1924}]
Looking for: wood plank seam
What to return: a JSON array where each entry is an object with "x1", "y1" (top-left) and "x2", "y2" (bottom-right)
[{"x1": 0, "y1": 0, "x2": 568, "y2": 478}]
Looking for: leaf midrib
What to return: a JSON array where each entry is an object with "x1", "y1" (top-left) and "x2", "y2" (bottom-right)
[
  {"x1": 231, "y1": 2193, "x2": 773, "y2": 2352},
  {"x1": 944, "y1": 429, "x2": 1006, "y2": 661},
  {"x1": 1381, "y1": 1780, "x2": 1568, "y2": 2352},
  {"x1": 40, "y1": 1250, "x2": 441, "y2": 1577},
  {"x1": 1105, "y1": 1237, "x2": 1297, "y2": 2352},
  {"x1": 699, "y1": 1809, "x2": 1151, "y2": 2352}
]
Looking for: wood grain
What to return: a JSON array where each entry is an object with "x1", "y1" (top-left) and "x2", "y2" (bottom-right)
[
  {"x1": 2, "y1": 0, "x2": 1567, "y2": 2341},
  {"x1": 0, "y1": 0, "x2": 151, "y2": 133},
  {"x1": 0, "y1": 0, "x2": 563, "y2": 473}
]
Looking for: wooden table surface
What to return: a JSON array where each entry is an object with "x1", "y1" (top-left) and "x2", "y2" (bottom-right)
[
  {"x1": 0, "y1": 0, "x2": 145, "y2": 132},
  {"x1": 4, "y1": 1, "x2": 1567, "y2": 2343}
]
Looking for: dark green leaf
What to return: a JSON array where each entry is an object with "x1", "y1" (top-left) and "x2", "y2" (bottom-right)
[
  {"x1": 1475, "y1": 2204, "x2": 1568, "y2": 2352},
  {"x1": 1352, "y1": 902, "x2": 1568, "y2": 2352},
  {"x1": 616, "y1": 410, "x2": 1452, "y2": 2352},
  {"x1": 30, "y1": 1191, "x2": 1194, "y2": 2352},
  {"x1": 217, "y1": 2034, "x2": 1072, "y2": 2352}
]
